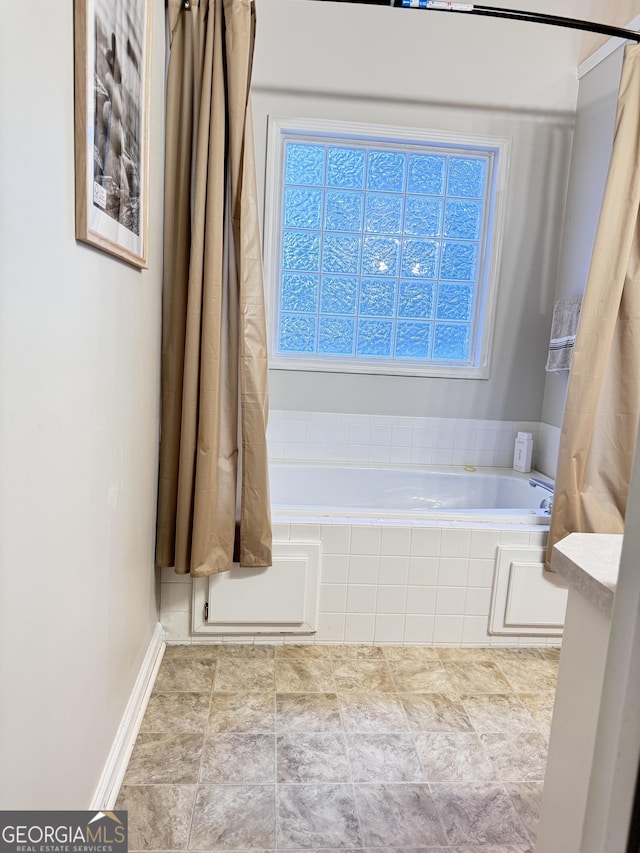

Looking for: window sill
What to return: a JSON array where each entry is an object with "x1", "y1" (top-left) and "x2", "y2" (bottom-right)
[{"x1": 269, "y1": 355, "x2": 491, "y2": 379}]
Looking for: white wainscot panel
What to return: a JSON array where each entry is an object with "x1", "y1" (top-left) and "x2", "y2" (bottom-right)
[
  {"x1": 489, "y1": 546, "x2": 568, "y2": 636},
  {"x1": 191, "y1": 541, "x2": 321, "y2": 635}
]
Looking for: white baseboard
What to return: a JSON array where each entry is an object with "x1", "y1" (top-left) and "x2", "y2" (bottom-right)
[{"x1": 90, "y1": 622, "x2": 166, "y2": 810}]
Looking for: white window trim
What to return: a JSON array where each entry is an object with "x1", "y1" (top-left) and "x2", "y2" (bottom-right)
[{"x1": 263, "y1": 116, "x2": 511, "y2": 380}]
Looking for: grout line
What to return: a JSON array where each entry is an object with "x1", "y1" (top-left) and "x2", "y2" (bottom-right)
[{"x1": 329, "y1": 653, "x2": 367, "y2": 850}]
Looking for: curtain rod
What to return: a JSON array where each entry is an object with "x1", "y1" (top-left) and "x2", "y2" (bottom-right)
[{"x1": 307, "y1": 0, "x2": 640, "y2": 43}]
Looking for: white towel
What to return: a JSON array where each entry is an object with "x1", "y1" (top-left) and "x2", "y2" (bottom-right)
[{"x1": 546, "y1": 297, "x2": 582, "y2": 372}]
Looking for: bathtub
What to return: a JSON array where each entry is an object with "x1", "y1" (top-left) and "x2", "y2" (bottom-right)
[
  {"x1": 180, "y1": 460, "x2": 557, "y2": 646},
  {"x1": 270, "y1": 461, "x2": 552, "y2": 525}
]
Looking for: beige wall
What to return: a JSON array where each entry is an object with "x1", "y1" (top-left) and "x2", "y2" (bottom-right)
[{"x1": 0, "y1": 1, "x2": 165, "y2": 807}]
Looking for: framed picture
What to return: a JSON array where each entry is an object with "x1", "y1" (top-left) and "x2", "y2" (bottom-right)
[{"x1": 74, "y1": 0, "x2": 153, "y2": 268}]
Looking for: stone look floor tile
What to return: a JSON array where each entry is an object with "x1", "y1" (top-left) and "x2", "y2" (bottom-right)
[
  {"x1": 444, "y1": 662, "x2": 512, "y2": 694},
  {"x1": 276, "y1": 645, "x2": 333, "y2": 660},
  {"x1": 487, "y1": 648, "x2": 544, "y2": 660},
  {"x1": 154, "y1": 658, "x2": 216, "y2": 693},
  {"x1": 460, "y1": 694, "x2": 539, "y2": 734},
  {"x1": 275, "y1": 660, "x2": 336, "y2": 693},
  {"x1": 518, "y1": 692, "x2": 556, "y2": 732},
  {"x1": 213, "y1": 659, "x2": 275, "y2": 692},
  {"x1": 189, "y1": 785, "x2": 276, "y2": 850},
  {"x1": 436, "y1": 647, "x2": 496, "y2": 662},
  {"x1": 207, "y1": 693, "x2": 275, "y2": 732},
  {"x1": 362, "y1": 849, "x2": 449, "y2": 853},
  {"x1": 430, "y1": 782, "x2": 529, "y2": 846},
  {"x1": 276, "y1": 732, "x2": 350, "y2": 783},
  {"x1": 386, "y1": 661, "x2": 455, "y2": 693},
  {"x1": 448, "y1": 847, "x2": 533, "y2": 852},
  {"x1": 331, "y1": 645, "x2": 385, "y2": 659},
  {"x1": 480, "y1": 733, "x2": 549, "y2": 782},
  {"x1": 362, "y1": 849, "x2": 450, "y2": 853},
  {"x1": 276, "y1": 784, "x2": 362, "y2": 849},
  {"x1": 346, "y1": 733, "x2": 425, "y2": 782},
  {"x1": 539, "y1": 646, "x2": 561, "y2": 662},
  {"x1": 163, "y1": 644, "x2": 220, "y2": 660},
  {"x1": 218, "y1": 644, "x2": 275, "y2": 659},
  {"x1": 382, "y1": 646, "x2": 441, "y2": 662},
  {"x1": 362, "y1": 849, "x2": 533, "y2": 853},
  {"x1": 123, "y1": 733, "x2": 204, "y2": 785},
  {"x1": 141, "y1": 693, "x2": 211, "y2": 733},
  {"x1": 505, "y1": 781, "x2": 544, "y2": 842},
  {"x1": 353, "y1": 783, "x2": 446, "y2": 847},
  {"x1": 338, "y1": 691, "x2": 409, "y2": 733},
  {"x1": 545, "y1": 659, "x2": 560, "y2": 677},
  {"x1": 400, "y1": 693, "x2": 473, "y2": 732},
  {"x1": 116, "y1": 784, "x2": 197, "y2": 851},
  {"x1": 276, "y1": 693, "x2": 342, "y2": 732},
  {"x1": 200, "y1": 733, "x2": 275, "y2": 783},
  {"x1": 333, "y1": 660, "x2": 395, "y2": 692},
  {"x1": 414, "y1": 732, "x2": 496, "y2": 782},
  {"x1": 495, "y1": 657, "x2": 557, "y2": 693},
  {"x1": 117, "y1": 643, "x2": 555, "y2": 853}
]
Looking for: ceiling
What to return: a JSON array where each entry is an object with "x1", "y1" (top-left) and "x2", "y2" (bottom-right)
[{"x1": 503, "y1": 0, "x2": 640, "y2": 61}]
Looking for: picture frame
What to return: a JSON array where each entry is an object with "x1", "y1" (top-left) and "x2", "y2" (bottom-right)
[{"x1": 74, "y1": 0, "x2": 153, "y2": 268}]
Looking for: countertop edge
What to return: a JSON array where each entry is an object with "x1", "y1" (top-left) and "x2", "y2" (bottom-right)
[{"x1": 551, "y1": 533, "x2": 622, "y2": 619}]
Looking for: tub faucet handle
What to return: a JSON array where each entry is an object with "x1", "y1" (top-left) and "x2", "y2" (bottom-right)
[
  {"x1": 529, "y1": 476, "x2": 554, "y2": 494},
  {"x1": 540, "y1": 496, "x2": 553, "y2": 515}
]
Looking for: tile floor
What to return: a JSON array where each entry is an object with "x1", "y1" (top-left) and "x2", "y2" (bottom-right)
[{"x1": 116, "y1": 644, "x2": 560, "y2": 852}]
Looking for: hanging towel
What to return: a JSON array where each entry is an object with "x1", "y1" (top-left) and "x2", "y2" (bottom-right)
[{"x1": 546, "y1": 297, "x2": 582, "y2": 371}]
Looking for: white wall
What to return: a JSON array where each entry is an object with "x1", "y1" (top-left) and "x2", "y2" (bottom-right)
[
  {"x1": 252, "y1": 0, "x2": 577, "y2": 421},
  {"x1": 541, "y1": 47, "x2": 624, "y2": 427},
  {"x1": 0, "y1": 1, "x2": 165, "y2": 807}
]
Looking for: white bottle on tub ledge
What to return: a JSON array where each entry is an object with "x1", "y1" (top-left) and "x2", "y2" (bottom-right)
[{"x1": 513, "y1": 431, "x2": 533, "y2": 473}]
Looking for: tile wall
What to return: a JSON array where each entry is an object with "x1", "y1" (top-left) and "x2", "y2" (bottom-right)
[
  {"x1": 161, "y1": 520, "x2": 552, "y2": 647},
  {"x1": 267, "y1": 411, "x2": 560, "y2": 478}
]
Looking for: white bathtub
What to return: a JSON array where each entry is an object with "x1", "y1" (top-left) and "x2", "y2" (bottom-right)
[
  {"x1": 175, "y1": 460, "x2": 557, "y2": 647},
  {"x1": 270, "y1": 461, "x2": 552, "y2": 524}
]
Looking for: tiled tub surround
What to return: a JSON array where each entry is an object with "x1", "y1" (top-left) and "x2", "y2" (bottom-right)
[
  {"x1": 161, "y1": 413, "x2": 560, "y2": 645},
  {"x1": 267, "y1": 411, "x2": 561, "y2": 480},
  {"x1": 161, "y1": 521, "x2": 551, "y2": 646},
  {"x1": 117, "y1": 643, "x2": 558, "y2": 851}
]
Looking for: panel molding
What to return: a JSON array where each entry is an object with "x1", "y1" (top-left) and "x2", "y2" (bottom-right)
[
  {"x1": 490, "y1": 545, "x2": 567, "y2": 636},
  {"x1": 192, "y1": 541, "x2": 321, "y2": 635}
]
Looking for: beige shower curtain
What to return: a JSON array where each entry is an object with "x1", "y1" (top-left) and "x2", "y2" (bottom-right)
[
  {"x1": 547, "y1": 44, "x2": 640, "y2": 569},
  {"x1": 156, "y1": 0, "x2": 272, "y2": 577}
]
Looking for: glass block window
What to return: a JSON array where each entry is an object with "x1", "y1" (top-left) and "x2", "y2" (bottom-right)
[{"x1": 265, "y1": 119, "x2": 508, "y2": 377}]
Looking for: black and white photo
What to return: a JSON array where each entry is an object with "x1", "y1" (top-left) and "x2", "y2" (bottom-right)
[{"x1": 74, "y1": 0, "x2": 152, "y2": 267}]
